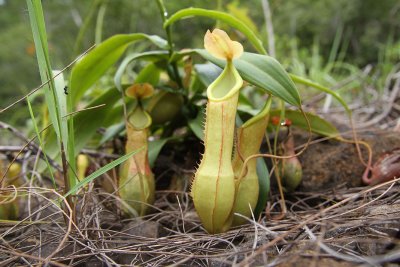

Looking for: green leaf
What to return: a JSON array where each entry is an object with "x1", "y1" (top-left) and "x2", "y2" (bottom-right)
[
  {"x1": 99, "y1": 122, "x2": 125, "y2": 146},
  {"x1": 269, "y1": 109, "x2": 340, "y2": 138},
  {"x1": 65, "y1": 147, "x2": 143, "y2": 197},
  {"x1": 73, "y1": 87, "x2": 121, "y2": 151},
  {"x1": 188, "y1": 108, "x2": 205, "y2": 140},
  {"x1": 254, "y1": 158, "x2": 270, "y2": 218},
  {"x1": 114, "y1": 51, "x2": 169, "y2": 92},
  {"x1": 52, "y1": 70, "x2": 77, "y2": 188},
  {"x1": 135, "y1": 62, "x2": 161, "y2": 85},
  {"x1": 148, "y1": 138, "x2": 170, "y2": 168},
  {"x1": 27, "y1": 0, "x2": 71, "y2": 186},
  {"x1": 194, "y1": 63, "x2": 222, "y2": 87},
  {"x1": 52, "y1": 70, "x2": 68, "y2": 150},
  {"x1": 70, "y1": 34, "x2": 168, "y2": 104},
  {"x1": 164, "y1": 8, "x2": 267, "y2": 54},
  {"x1": 195, "y1": 49, "x2": 301, "y2": 107},
  {"x1": 103, "y1": 104, "x2": 126, "y2": 127},
  {"x1": 43, "y1": 86, "x2": 121, "y2": 168},
  {"x1": 290, "y1": 74, "x2": 350, "y2": 114},
  {"x1": 26, "y1": 0, "x2": 60, "y2": 138}
]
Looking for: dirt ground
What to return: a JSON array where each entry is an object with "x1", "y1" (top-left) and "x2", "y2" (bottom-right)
[{"x1": 298, "y1": 129, "x2": 400, "y2": 190}]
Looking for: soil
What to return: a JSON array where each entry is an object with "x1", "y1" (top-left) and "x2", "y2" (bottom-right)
[
  {"x1": 1, "y1": 129, "x2": 400, "y2": 266},
  {"x1": 298, "y1": 129, "x2": 400, "y2": 190}
]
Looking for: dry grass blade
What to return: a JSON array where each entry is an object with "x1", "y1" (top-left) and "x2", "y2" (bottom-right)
[{"x1": 1, "y1": 176, "x2": 399, "y2": 266}]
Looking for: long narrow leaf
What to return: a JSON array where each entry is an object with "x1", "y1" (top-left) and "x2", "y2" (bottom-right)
[
  {"x1": 290, "y1": 74, "x2": 350, "y2": 114},
  {"x1": 164, "y1": 8, "x2": 267, "y2": 54},
  {"x1": 65, "y1": 147, "x2": 143, "y2": 197},
  {"x1": 53, "y1": 71, "x2": 77, "y2": 188},
  {"x1": 26, "y1": 0, "x2": 62, "y2": 139},
  {"x1": 27, "y1": 0, "x2": 76, "y2": 187},
  {"x1": 52, "y1": 71, "x2": 68, "y2": 152}
]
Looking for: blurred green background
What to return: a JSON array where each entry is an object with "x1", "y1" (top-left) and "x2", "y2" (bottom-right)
[{"x1": 0, "y1": 0, "x2": 399, "y2": 125}]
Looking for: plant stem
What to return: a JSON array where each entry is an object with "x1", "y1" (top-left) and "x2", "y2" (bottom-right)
[{"x1": 155, "y1": 0, "x2": 184, "y2": 89}]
